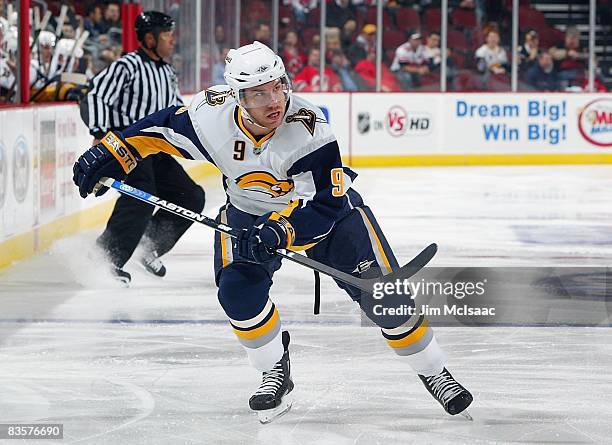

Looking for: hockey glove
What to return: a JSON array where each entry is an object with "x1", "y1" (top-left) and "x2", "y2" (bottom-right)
[
  {"x1": 72, "y1": 134, "x2": 138, "y2": 198},
  {"x1": 236, "y1": 214, "x2": 293, "y2": 263}
]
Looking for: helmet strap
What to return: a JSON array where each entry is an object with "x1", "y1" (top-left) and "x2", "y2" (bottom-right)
[
  {"x1": 240, "y1": 105, "x2": 274, "y2": 131},
  {"x1": 142, "y1": 31, "x2": 163, "y2": 61}
]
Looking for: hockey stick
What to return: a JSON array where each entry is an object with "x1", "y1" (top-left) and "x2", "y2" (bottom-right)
[{"x1": 97, "y1": 177, "x2": 437, "y2": 294}]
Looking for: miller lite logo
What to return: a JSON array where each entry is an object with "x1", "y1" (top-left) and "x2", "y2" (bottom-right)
[{"x1": 578, "y1": 98, "x2": 612, "y2": 147}]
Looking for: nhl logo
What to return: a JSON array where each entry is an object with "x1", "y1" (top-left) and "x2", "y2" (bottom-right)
[{"x1": 357, "y1": 112, "x2": 370, "y2": 134}]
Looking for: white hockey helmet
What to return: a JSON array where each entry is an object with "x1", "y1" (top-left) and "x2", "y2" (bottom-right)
[
  {"x1": 38, "y1": 30, "x2": 56, "y2": 47},
  {"x1": 56, "y1": 38, "x2": 83, "y2": 58},
  {"x1": 223, "y1": 41, "x2": 291, "y2": 109}
]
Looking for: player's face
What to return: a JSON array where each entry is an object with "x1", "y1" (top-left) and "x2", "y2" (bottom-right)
[{"x1": 241, "y1": 79, "x2": 289, "y2": 128}]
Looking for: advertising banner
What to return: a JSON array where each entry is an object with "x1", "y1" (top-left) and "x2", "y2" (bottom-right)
[
  {"x1": 0, "y1": 108, "x2": 35, "y2": 240},
  {"x1": 351, "y1": 93, "x2": 611, "y2": 156}
]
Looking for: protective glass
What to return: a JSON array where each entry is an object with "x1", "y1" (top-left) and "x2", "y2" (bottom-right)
[{"x1": 239, "y1": 75, "x2": 291, "y2": 109}]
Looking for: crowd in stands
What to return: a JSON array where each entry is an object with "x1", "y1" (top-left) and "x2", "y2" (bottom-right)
[
  {"x1": 1, "y1": 0, "x2": 608, "y2": 103},
  {"x1": 0, "y1": 0, "x2": 124, "y2": 103},
  {"x1": 267, "y1": 0, "x2": 608, "y2": 93}
]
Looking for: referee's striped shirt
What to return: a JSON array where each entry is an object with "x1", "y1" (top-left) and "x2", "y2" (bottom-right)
[{"x1": 83, "y1": 48, "x2": 183, "y2": 138}]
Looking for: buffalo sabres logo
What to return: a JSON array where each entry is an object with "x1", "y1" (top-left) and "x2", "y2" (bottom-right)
[
  {"x1": 286, "y1": 108, "x2": 325, "y2": 136},
  {"x1": 205, "y1": 88, "x2": 229, "y2": 106},
  {"x1": 235, "y1": 171, "x2": 294, "y2": 198}
]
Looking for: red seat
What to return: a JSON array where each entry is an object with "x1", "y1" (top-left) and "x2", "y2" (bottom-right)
[
  {"x1": 424, "y1": 8, "x2": 442, "y2": 32},
  {"x1": 447, "y1": 29, "x2": 469, "y2": 51},
  {"x1": 518, "y1": 7, "x2": 546, "y2": 30},
  {"x1": 383, "y1": 30, "x2": 406, "y2": 50},
  {"x1": 366, "y1": 7, "x2": 394, "y2": 30},
  {"x1": 395, "y1": 8, "x2": 420, "y2": 31},
  {"x1": 485, "y1": 73, "x2": 511, "y2": 91},
  {"x1": 471, "y1": 31, "x2": 485, "y2": 51},
  {"x1": 538, "y1": 26, "x2": 565, "y2": 49},
  {"x1": 279, "y1": 5, "x2": 294, "y2": 27},
  {"x1": 454, "y1": 71, "x2": 481, "y2": 91},
  {"x1": 503, "y1": 0, "x2": 531, "y2": 9},
  {"x1": 450, "y1": 51, "x2": 467, "y2": 69},
  {"x1": 419, "y1": 72, "x2": 441, "y2": 91},
  {"x1": 307, "y1": 7, "x2": 321, "y2": 27},
  {"x1": 451, "y1": 9, "x2": 477, "y2": 29}
]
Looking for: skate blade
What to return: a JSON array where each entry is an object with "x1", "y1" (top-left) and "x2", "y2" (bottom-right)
[
  {"x1": 256, "y1": 397, "x2": 293, "y2": 424},
  {"x1": 459, "y1": 410, "x2": 473, "y2": 421},
  {"x1": 116, "y1": 278, "x2": 130, "y2": 288}
]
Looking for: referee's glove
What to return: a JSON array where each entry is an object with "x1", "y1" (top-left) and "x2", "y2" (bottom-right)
[
  {"x1": 236, "y1": 214, "x2": 291, "y2": 263},
  {"x1": 73, "y1": 134, "x2": 138, "y2": 198}
]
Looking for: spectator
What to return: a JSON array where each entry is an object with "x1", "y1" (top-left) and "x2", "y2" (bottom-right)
[
  {"x1": 280, "y1": 30, "x2": 307, "y2": 79},
  {"x1": 354, "y1": 50, "x2": 402, "y2": 92},
  {"x1": 0, "y1": 20, "x2": 16, "y2": 102},
  {"x1": 211, "y1": 25, "x2": 227, "y2": 62},
  {"x1": 475, "y1": 29, "x2": 508, "y2": 75},
  {"x1": 91, "y1": 46, "x2": 119, "y2": 75},
  {"x1": 391, "y1": 33, "x2": 429, "y2": 89},
  {"x1": 423, "y1": 31, "x2": 441, "y2": 70},
  {"x1": 30, "y1": 30, "x2": 57, "y2": 89},
  {"x1": 347, "y1": 23, "x2": 376, "y2": 66},
  {"x1": 325, "y1": 27, "x2": 342, "y2": 51},
  {"x1": 212, "y1": 47, "x2": 230, "y2": 85},
  {"x1": 55, "y1": 38, "x2": 86, "y2": 75},
  {"x1": 98, "y1": 1, "x2": 121, "y2": 35},
  {"x1": 518, "y1": 30, "x2": 539, "y2": 72},
  {"x1": 577, "y1": 59, "x2": 609, "y2": 92},
  {"x1": 289, "y1": 0, "x2": 318, "y2": 24},
  {"x1": 293, "y1": 47, "x2": 343, "y2": 92},
  {"x1": 62, "y1": 23, "x2": 76, "y2": 39},
  {"x1": 326, "y1": 0, "x2": 355, "y2": 30},
  {"x1": 526, "y1": 52, "x2": 559, "y2": 91},
  {"x1": 329, "y1": 48, "x2": 358, "y2": 91},
  {"x1": 253, "y1": 22, "x2": 272, "y2": 48},
  {"x1": 83, "y1": 3, "x2": 104, "y2": 38},
  {"x1": 549, "y1": 27, "x2": 588, "y2": 86},
  {"x1": 340, "y1": 19, "x2": 357, "y2": 49}
]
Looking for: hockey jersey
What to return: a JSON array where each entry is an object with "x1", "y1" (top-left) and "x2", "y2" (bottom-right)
[{"x1": 103, "y1": 85, "x2": 357, "y2": 250}]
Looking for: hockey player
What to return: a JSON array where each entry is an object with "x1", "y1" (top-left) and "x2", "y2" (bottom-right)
[{"x1": 73, "y1": 41, "x2": 473, "y2": 423}]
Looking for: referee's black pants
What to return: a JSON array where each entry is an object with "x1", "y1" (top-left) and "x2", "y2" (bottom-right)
[{"x1": 97, "y1": 153, "x2": 206, "y2": 269}]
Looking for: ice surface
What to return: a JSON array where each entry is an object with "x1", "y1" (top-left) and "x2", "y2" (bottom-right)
[{"x1": 1, "y1": 166, "x2": 611, "y2": 444}]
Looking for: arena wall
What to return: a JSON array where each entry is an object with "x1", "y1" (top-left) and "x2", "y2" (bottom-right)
[{"x1": 0, "y1": 93, "x2": 610, "y2": 269}]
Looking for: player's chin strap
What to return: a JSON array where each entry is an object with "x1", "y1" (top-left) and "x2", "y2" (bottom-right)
[{"x1": 240, "y1": 105, "x2": 274, "y2": 131}]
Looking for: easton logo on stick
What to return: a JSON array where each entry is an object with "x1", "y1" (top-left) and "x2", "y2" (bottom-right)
[{"x1": 286, "y1": 108, "x2": 324, "y2": 136}]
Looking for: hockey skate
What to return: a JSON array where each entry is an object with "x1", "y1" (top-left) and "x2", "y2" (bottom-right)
[
  {"x1": 111, "y1": 267, "x2": 131, "y2": 286},
  {"x1": 419, "y1": 368, "x2": 473, "y2": 420},
  {"x1": 140, "y1": 251, "x2": 166, "y2": 277},
  {"x1": 249, "y1": 330, "x2": 294, "y2": 424}
]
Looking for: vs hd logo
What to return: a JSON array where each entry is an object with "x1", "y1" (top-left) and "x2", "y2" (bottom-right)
[
  {"x1": 385, "y1": 105, "x2": 432, "y2": 137},
  {"x1": 356, "y1": 106, "x2": 432, "y2": 137}
]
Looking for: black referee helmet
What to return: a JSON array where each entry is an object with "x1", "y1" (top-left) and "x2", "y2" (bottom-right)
[{"x1": 135, "y1": 11, "x2": 175, "y2": 42}]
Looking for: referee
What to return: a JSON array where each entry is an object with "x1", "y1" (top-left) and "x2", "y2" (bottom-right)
[{"x1": 80, "y1": 11, "x2": 205, "y2": 284}]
